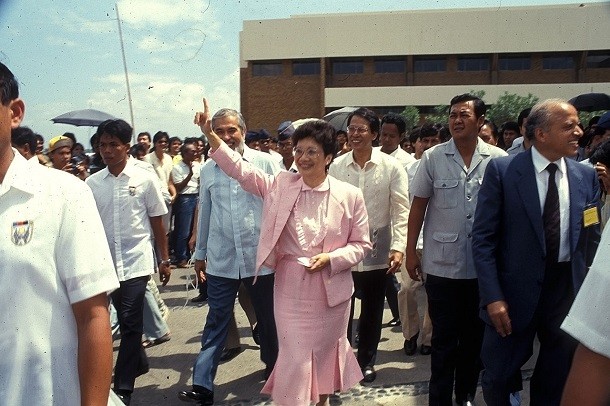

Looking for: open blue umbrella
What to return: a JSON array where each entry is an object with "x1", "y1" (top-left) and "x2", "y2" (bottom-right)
[{"x1": 51, "y1": 109, "x2": 116, "y2": 127}]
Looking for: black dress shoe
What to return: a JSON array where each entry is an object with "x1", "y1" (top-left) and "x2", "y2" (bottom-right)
[
  {"x1": 219, "y1": 347, "x2": 242, "y2": 362},
  {"x1": 386, "y1": 317, "x2": 401, "y2": 327},
  {"x1": 420, "y1": 344, "x2": 432, "y2": 355},
  {"x1": 191, "y1": 294, "x2": 208, "y2": 303},
  {"x1": 114, "y1": 389, "x2": 132, "y2": 405},
  {"x1": 251, "y1": 325, "x2": 260, "y2": 345},
  {"x1": 456, "y1": 395, "x2": 475, "y2": 406},
  {"x1": 404, "y1": 331, "x2": 419, "y2": 356},
  {"x1": 360, "y1": 366, "x2": 377, "y2": 383},
  {"x1": 178, "y1": 388, "x2": 214, "y2": 405}
]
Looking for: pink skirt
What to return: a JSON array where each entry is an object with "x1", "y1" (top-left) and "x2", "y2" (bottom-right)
[{"x1": 261, "y1": 258, "x2": 362, "y2": 406}]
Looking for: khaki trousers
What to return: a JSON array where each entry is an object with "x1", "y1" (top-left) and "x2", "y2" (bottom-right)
[{"x1": 397, "y1": 250, "x2": 432, "y2": 345}]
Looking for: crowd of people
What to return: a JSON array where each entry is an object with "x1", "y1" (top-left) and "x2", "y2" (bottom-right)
[{"x1": 3, "y1": 59, "x2": 610, "y2": 406}]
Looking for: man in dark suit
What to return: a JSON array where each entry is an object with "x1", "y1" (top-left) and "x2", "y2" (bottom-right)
[{"x1": 472, "y1": 99, "x2": 601, "y2": 405}]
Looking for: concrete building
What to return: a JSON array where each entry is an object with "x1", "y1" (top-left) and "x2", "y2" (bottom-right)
[{"x1": 239, "y1": 2, "x2": 610, "y2": 130}]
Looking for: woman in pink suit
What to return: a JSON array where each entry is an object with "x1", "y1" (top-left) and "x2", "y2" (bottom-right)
[{"x1": 195, "y1": 100, "x2": 372, "y2": 406}]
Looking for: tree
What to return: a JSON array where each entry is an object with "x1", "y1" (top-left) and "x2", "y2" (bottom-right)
[
  {"x1": 487, "y1": 92, "x2": 539, "y2": 125},
  {"x1": 424, "y1": 105, "x2": 450, "y2": 125},
  {"x1": 400, "y1": 105, "x2": 420, "y2": 130},
  {"x1": 424, "y1": 90, "x2": 486, "y2": 125},
  {"x1": 579, "y1": 110, "x2": 608, "y2": 128}
]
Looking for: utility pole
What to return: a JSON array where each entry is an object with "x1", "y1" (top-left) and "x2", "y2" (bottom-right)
[{"x1": 115, "y1": 3, "x2": 136, "y2": 142}]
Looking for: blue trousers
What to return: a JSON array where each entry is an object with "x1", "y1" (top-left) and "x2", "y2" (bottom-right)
[
  {"x1": 192, "y1": 273, "x2": 278, "y2": 391},
  {"x1": 173, "y1": 194, "x2": 198, "y2": 262}
]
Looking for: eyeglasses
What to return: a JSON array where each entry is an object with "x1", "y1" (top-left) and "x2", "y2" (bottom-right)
[
  {"x1": 293, "y1": 148, "x2": 321, "y2": 159},
  {"x1": 347, "y1": 125, "x2": 369, "y2": 135}
]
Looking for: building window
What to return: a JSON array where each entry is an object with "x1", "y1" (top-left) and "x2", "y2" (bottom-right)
[
  {"x1": 499, "y1": 55, "x2": 531, "y2": 71},
  {"x1": 252, "y1": 62, "x2": 283, "y2": 76},
  {"x1": 374, "y1": 58, "x2": 406, "y2": 73},
  {"x1": 587, "y1": 51, "x2": 610, "y2": 68},
  {"x1": 292, "y1": 60, "x2": 321, "y2": 75},
  {"x1": 414, "y1": 57, "x2": 446, "y2": 72},
  {"x1": 457, "y1": 56, "x2": 489, "y2": 71},
  {"x1": 543, "y1": 56, "x2": 574, "y2": 69},
  {"x1": 332, "y1": 60, "x2": 364, "y2": 75}
]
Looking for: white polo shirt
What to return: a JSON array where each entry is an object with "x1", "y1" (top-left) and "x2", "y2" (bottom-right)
[
  {"x1": 86, "y1": 158, "x2": 167, "y2": 281},
  {"x1": 171, "y1": 160, "x2": 201, "y2": 195},
  {"x1": 0, "y1": 152, "x2": 119, "y2": 405}
]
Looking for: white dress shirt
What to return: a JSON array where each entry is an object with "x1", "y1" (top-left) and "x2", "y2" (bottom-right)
[
  {"x1": 531, "y1": 146, "x2": 570, "y2": 262},
  {"x1": 86, "y1": 158, "x2": 167, "y2": 281},
  {"x1": 329, "y1": 148, "x2": 410, "y2": 271},
  {"x1": 0, "y1": 152, "x2": 119, "y2": 405}
]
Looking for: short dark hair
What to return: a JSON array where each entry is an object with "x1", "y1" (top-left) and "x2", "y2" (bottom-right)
[
  {"x1": 137, "y1": 131, "x2": 151, "y2": 141},
  {"x1": 481, "y1": 119, "x2": 498, "y2": 136},
  {"x1": 380, "y1": 113, "x2": 407, "y2": 135},
  {"x1": 292, "y1": 120, "x2": 337, "y2": 171},
  {"x1": 500, "y1": 121, "x2": 520, "y2": 135},
  {"x1": 97, "y1": 119, "x2": 133, "y2": 144},
  {"x1": 11, "y1": 126, "x2": 37, "y2": 155},
  {"x1": 347, "y1": 107, "x2": 380, "y2": 134},
  {"x1": 438, "y1": 125, "x2": 452, "y2": 142},
  {"x1": 129, "y1": 143, "x2": 147, "y2": 158},
  {"x1": 590, "y1": 138, "x2": 610, "y2": 167},
  {"x1": 517, "y1": 108, "x2": 531, "y2": 128},
  {"x1": 169, "y1": 136, "x2": 182, "y2": 145},
  {"x1": 0, "y1": 62, "x2": 19, "y2": 106},
  {"x1": 450, "y1": 93, "x2": 486, "y2": 118},
  {"x1": 62, "y1": 132, "x2": 76, "y2": 146},
  {"x1": 153, "y1": 131, "x2": 169, "y2": 144},
  {"x1": 409, "y1": 127, "x2": 421, "y2": 144},
  {"x1": 180, "y1": 137, "x2": 199, "y2": 155}
]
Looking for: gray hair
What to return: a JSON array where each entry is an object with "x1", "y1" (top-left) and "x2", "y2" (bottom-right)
[
  {"x1": 525, "y1": 98, "x2": 570, "y2": 140},
  {"x1": 211, "y1": 108, "x2": 247, "y2": 133}
]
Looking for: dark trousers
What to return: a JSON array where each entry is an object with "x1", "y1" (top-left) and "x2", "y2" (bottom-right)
[
  {"x1": 348, "y1": 269, "x2": 387, "y2": 368},
  {"x1": 385, "y1": 273, "x2": 400, "y2": 320},
  {"x1": 111, "y1": 275, "x2": 149, "y2": 393},
  {"x1": 481, "y1": 262, "x2": 577, "y2": 406},
  {"x1": 425, "y1": 274, "x2": 483, "y2": 405}
]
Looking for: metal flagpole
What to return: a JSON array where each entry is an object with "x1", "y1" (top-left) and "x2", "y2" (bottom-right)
[{"x1": 115, "y1": 3, "x2": 136, "y2": 143}]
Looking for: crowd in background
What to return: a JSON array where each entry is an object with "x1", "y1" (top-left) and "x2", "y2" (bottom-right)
[{"x1": 6, "y1": 61, "x2": 610, "y2": 406}]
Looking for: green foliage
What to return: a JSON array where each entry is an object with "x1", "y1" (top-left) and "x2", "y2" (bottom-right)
[
  {"x1": 399, "y1": 105, "x2": 420, "y2": 130},
  {"x1": 423, "y1": 90, "x2": 539, "y2": 126},
  {"x1": 579, "y1": 110, "x2": 608, "y2": 127},
  {"x1": 424, "y1": 105, "x2": 450, "y2": 125},
  {"x1": 423, "y1": 90, "x2": 485, "y2": 125},
  {"x1": 486, "y1": 92, "x2": 539, "y2": 125}
]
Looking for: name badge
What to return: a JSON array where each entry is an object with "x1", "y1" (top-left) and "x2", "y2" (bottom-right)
[{"x1": 583, "y1": 205, "x2": 600, "y2": 227}]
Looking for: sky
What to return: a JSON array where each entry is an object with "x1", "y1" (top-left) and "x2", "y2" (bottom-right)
[{"x1": 1, "y1": 0, "x2": 607, "y2": 146}]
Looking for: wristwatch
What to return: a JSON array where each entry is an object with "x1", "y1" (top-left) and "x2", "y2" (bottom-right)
[{"x1": 160, "y1": 259, "x2": 171, "y2": 266}]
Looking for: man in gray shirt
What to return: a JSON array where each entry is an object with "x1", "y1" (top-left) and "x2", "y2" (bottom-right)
[{"x1": 406, "y1": 94, "x2": 506, "y2": 405}]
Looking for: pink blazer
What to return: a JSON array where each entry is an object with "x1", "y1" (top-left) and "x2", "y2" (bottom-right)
[{"x1": 211, "y1": 144, "x2": 372, "y2": 307}]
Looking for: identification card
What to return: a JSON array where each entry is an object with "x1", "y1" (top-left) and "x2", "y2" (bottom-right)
[{"x1": 583, "y1": 205, "x2": 600, "y2": 227}]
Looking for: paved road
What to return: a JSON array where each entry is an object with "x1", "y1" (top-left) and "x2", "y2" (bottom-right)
[{"x1": 121, "y1": 267, "x2": 534, "y2": 405}]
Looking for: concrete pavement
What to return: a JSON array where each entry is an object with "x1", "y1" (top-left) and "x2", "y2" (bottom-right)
[{"x1": 121, "y1": 267, "x2": 535, "y2": 405}]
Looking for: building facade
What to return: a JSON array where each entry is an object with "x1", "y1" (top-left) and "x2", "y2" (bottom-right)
[{"x1": 240, "y1": 3, "x2": 610, "y2": 130}]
